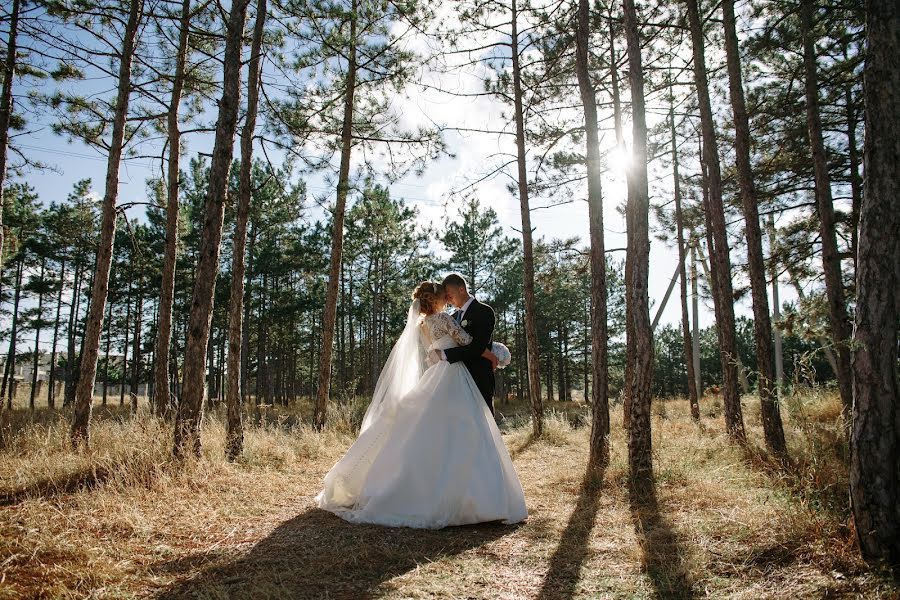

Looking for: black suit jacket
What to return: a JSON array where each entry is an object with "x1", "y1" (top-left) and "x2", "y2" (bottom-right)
[{"x1": 444, "y1": 298, "x2": 495, "y2": 411}]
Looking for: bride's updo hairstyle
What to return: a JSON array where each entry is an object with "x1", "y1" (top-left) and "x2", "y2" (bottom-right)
[{"x1": 412, "y1": 281, "x2": 444, "y2": 315}]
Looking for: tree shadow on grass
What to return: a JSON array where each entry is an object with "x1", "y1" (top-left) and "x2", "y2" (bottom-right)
[
  {"x1": 0, "y1": 465, "x2": 111, "y2": 506},
  {"x1": 155, "y1": 507, "x2": 517, "y2": 599},
  {"x1": 628, "y1": 477, "x2": 695, "y2": 599},
  {"x1": 536, "y1": 476, "x2": 604, "y2": 600}
]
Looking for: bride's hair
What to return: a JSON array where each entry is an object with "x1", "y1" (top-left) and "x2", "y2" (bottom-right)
[{"x1": 412, "y1": 281, "x2": 445, "y2": 315}]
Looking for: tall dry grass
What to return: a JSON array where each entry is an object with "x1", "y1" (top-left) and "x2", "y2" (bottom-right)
[{"x1": 0, "y1": 389, "x2": 896, "y2": 599}]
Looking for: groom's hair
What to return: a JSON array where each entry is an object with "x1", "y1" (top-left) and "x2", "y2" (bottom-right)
[{"x1": 442, "y1": 273, "x2": 467, "y2": 290}]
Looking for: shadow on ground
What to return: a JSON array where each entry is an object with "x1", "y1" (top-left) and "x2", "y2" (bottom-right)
[
  {"x1": 536, "y1": 477, "x2": 604, "y2": 600},
  {"x1": 155, "y1": 507, "x2": 516, "y2": 599},
  {"x1": 0, "y1": 465, "x2": 112, "y2": 506},
  {"x1": 628, "y1": 478, "x2": 695, "y2": 599}
]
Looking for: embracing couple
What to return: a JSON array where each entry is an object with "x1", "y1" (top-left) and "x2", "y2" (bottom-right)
[{"x1": 316, "y1": 274, "x2": 528, "y2": 529}]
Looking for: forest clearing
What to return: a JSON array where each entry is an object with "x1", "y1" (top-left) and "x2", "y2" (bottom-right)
[
  {"x1": 0, "y1": 0, "x2": 897, "y2": 595},
  {"x1": 2, "y1": 390, "x2": 896, "y2": 599}
]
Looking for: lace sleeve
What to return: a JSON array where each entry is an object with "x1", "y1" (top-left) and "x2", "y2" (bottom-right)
[{"x1": 438, "y1": 312, "x2": 473, "y2": 346}]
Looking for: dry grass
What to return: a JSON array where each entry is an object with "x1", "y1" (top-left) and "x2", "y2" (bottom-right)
[{"x1": 1, "y1": 390, "x2": 897, "y2": 599}]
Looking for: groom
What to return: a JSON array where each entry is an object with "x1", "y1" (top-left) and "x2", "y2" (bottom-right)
[{"x1": 435, "y1": 273, "x2": 499, "y2": 412}]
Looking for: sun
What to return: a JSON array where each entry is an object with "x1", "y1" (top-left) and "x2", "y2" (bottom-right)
[{"x1": 606, "y1": 144, "x2": 632, "y2": 175}]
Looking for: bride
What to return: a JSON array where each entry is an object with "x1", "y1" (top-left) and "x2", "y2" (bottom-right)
[{"x1": 316, "y1": 281, "x2": 528, "y2": 529}]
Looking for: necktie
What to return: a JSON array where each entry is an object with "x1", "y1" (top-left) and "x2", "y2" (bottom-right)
[{"x1": 455, "y1": 310, "x2": 463, "y2": 323}]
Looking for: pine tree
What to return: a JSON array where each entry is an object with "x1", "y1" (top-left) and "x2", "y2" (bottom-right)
[{"x1": 173, "y1": 0, "x2": 251, "y2": 458}]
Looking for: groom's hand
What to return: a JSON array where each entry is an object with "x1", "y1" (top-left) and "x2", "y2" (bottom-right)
[
  {"x1": 428, "y1": 349, "x2": 444, "y2": 364},
  {"x1": 484, "y1": 351, "x2": 499, "y2": 371}
]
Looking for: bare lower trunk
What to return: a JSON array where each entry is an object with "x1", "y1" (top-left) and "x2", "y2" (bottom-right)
[
  {"x1": 722, "y1": 0, "x2": 786, "y2": 456},
  {"x1": 153, "y1": 0, "x2": 192, "y2": 419},
  {"x1": 849, "y1": 0, "x2": 900, "y2": 567},
  {"x1": 48, "y1": 259, "x2": 65, "y2": 408},
  {"x1": 510, "y1": 0, "x2": 542, "y2": 436},
  {"x1": 768, "y1": 216, "x2": 784, "y2": 391},
  {"x1": 690, "y1": 241, "x2": 701, "y2": 396},
  {"x1": 622, "y1": 0, "x2": 653, "y2": 486},
  {"x1": 685, "y1": 0, "x2": 744, "y2": 440},
  {"x1": 4, "y1": 259, "x2": 23, "y2": 408},
  {"x1": 669, "y1": 101, "x2": 699, "y2": 421},
  {"x1": 226, "y1": 0, "x2": 266, "y2": 460},
  {"x1": 173, "y1": 0, "x2": 250, "y2": 458},
  {"x1": 29, "y1": 258, "x2": 47, "y2": 409},
  {"x1": 313, "y1": 0, "x2": 357, "y2": 431},
  {"x1": 70, "y1": 0, "x2": 144, "y2": 446},
  {"x1": 576, "y1": 0, "x2": 609, "y2": 478},
  {"x1": 129, "y1": 291, "x2": 142, "y2": 413},
  {"x1": 799, "y1": 0, "x2": 852, "y2": 422}
]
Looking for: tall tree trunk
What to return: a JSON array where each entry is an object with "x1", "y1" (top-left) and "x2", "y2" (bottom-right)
[
  {"x1": 241, "y1": 224, "x2": 255, "y2": 403},
  {"x1": 4, "y1": 259, "x2": 23, "y2": 408},
  {"x1": 767, "y1": 215, "x2": 784, "y2": 391},
  {"x1": 173, "y1": 0, "x2": 250, "y2": 457},
  {"x1": 510, "y1": 0, "x2": 542, "y2": 436},
  {"x1": 576, "y1": 0, "x2": 609, "y2": 477},
  {"x1": 0, "y1": 0, "x2": 20, "y2": 276},
  {"x1": 690, "y1": 240, "x2": 701, "y2": 395},
  {"x1": 103, "y1": 300, "x2": 111, "y2": 406},
  {"x1": 226, "y1": 0, "x2": 266, "y2": 460},
  {"x1": 64, "y1": 262, "x2": 82, "y2": 407},
  {"x1": 130, "y1": 289, "x2": 142, "y2": 413},
  {"x1": 120, "y1": 287, "x2": 131, "y2": 406},
  {"x1": 670, "y1": 101, "x2": 699, "y2": 421},
  {"x1": 48, "y1": 259, "x2": 65, "y2": 408},
  {"x1": 722, "y1": 0, "x2": 786, "y2": 456},
  {"x1": 845, "y1": 87, "x2": 861, "y2": 274},
  {"x1": 622, "y1": 0, "x2": 654, "y2": 484},
  {"x1": 70, "y1": 0, "x2": 144, "y2": 446},
  {"x1": 799, "y1": 0, "x2": 852, "y2": 421},
  {"x1": 849, "y1": 0, "x2": 900, "y2": 567},
  {"x1": 685, "y1": 0, "x2": 744, "y2": 439},
  {"x1": 314, "y1": 0, "x2": 357, "y2": 430},
  {"x1": 153, "y1": 0, "x2": 192, "y2": 419},
  {"x1": 29, "y1": 258, "x2": 47, "y2": 409}
]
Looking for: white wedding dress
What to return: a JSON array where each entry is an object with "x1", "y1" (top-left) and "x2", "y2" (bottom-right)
[{"x1": 316, "y1": 303, "x2": 527, "y2": 529}]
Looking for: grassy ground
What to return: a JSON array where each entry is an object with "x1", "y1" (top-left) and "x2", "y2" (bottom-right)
[{"x1": 0, "y1": 390, "x2": 897, "y2": 599}]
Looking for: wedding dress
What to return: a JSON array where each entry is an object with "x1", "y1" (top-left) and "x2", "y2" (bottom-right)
[{"x1": 316, "y1": 302, "x2": 527, "y2": 529}]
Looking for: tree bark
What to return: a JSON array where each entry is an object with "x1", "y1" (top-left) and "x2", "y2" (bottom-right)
[
  {"x1": 129, "y1": 286, "x2": 142, "y2": 413},
  {"x1": 64, "y1": 262, "x2": 81, "y2": 407},
  {"x1": 173, "y1": 0, "x2": 250, "y2": 457},
  {"x1": 120, "y1": 285, "x2": 131, "y2": 406},
  {"x1": 722, "y1": 0, "x2": 786, "y2": 456},
  {"x1": 102, "y1": 300, "x2": 111, "y2": 405},
  {"x1": 849, "y1": 0, "x2": 900, "y2": 567},
  {"x1": 226, "y1": 0, "x2": 266, "y2": 460},
  {"x1": 29, "y1": 258, "x2": 47, "y2": 410},
  {"x1": 799, "y1": 0, "x2": 853, "y2": 422},
  {"x1": 690, "y1": 240, "x2": 701, "y2": 396},
  {"x1": 575, "y1": 0, "x2": 609, "y2": 478},
  {"x1": 153, "y1": 0, "x2": 192, "y2": 419},
  {"x1": 313, "y1": 0, "x2": 357, "y2": 430},
  {"x1": 510, "y1": 0, "x2": 542, "y2": 436},
  {"x1": 48, "y1": 259, "x2": 65, "y2": 408},
  {"x1": 768, "y1": 215, "x2": 784, "y2": 392},
  {"x1": 845, "y1": 86, "x2": 861, "y2": 274},
  {"x1": 0, "y1": 0, "x2": 20, "y2": 276},
  {"x1": 622, "y1": 0, "x2": 654, "y2": 485},
  {"x1": 4, "y1": 258, "x2": 23, "y2": 408},
  {"x1": 669, "y1": 101, "x2": 699, "y2": 421},
  {"x1": 685, "y1": 0, "x2": 745, "y2": 440},
  {"x1": 70, "y1": 0, "x2": 144, "y2": 446}
]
